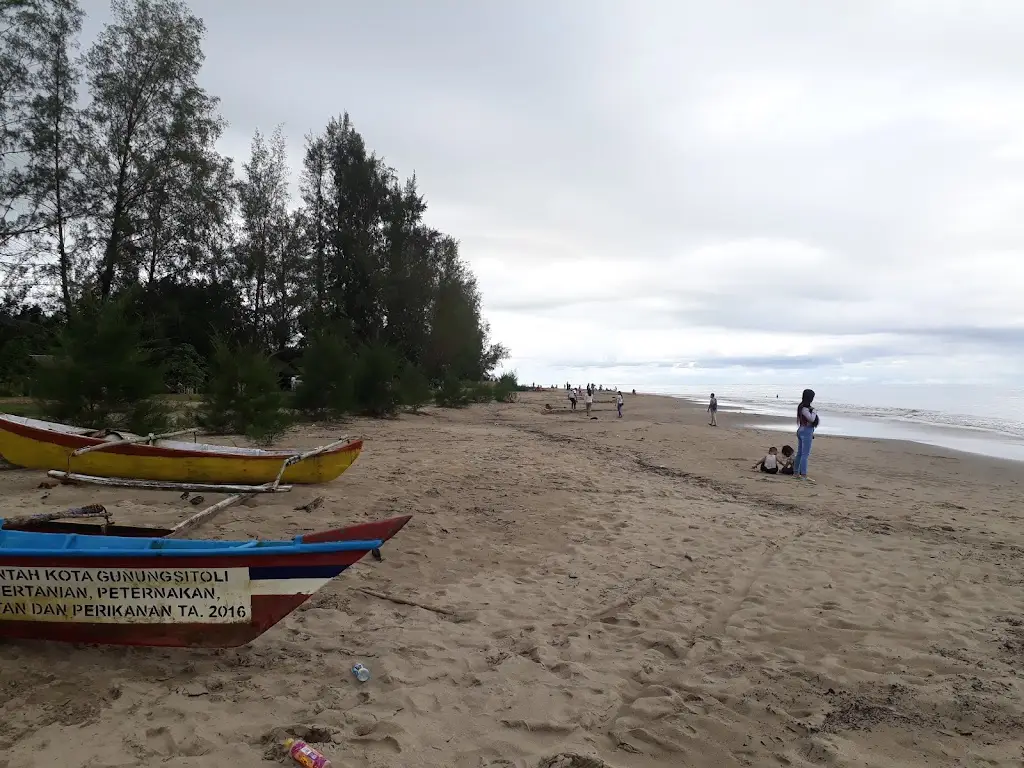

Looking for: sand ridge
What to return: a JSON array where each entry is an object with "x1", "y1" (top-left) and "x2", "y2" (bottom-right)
[{"x1": 0, "y1": 392, "x2": 1022, "y2": 767}]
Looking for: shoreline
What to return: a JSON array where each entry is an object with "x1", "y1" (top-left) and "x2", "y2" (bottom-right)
[
  {"x1": 659, "y1": 393, "x2": 1024, "y2": 464},
  {"x1": 540, "y1": 389, "x2": 1024, "y2": 479}
]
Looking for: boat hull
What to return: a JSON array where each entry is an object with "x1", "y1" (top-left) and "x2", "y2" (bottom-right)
[
  {"x1": 0, "y1": 593, "x2": 312, "y2": 647},
  {"x1": 0, "y1": 515, "x2": 411, "y2": 648},
  {"x1": 0, "y1": 415, "x2": 361, "y2": 484}
]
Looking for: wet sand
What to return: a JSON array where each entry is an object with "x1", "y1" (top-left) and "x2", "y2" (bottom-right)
[{"x1": 1, "y1": 391, "x2": 1023, "y2": 767}]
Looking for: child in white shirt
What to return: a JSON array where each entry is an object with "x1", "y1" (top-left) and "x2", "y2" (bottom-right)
[{"x1": 753, "y1": 447, "x2": 780, "y2": 474}]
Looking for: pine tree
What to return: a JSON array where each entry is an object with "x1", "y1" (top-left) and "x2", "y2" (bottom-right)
[
  {"x1": 31, "y1": 295, "x2": 170, "y2": 431},
  {"x1": 294, "y1": 328, "x2": 355, "y2": 419},
  {"x1": 200, "y1": 339, "x2": 291, "y2": 445},
  {"x1": 81, "y1": 0, "x2": 226, "y2": 299},
  {"x1": 18, "y1": 0, "x2": 84, "y2": 314},
  {"x1": 234, "y1": 126, "x2": 290, "y2": 346}
]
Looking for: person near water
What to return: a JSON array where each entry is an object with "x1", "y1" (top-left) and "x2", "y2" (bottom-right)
[
  {"x1": 585, "y1": 387, "x2": 594, "y2": 416},
  {"x1": 794, "y1": 389, "x2": 820, "y2": 480},
  {"x1": 707, "y1": 393, "x2": 718, "y2": 426},
  {"x1": 568, "y1": 388, "x2": 577, "y2": 410},
  {"x1": 616, "y1": 390, "x2": 624, "y2": 418}
]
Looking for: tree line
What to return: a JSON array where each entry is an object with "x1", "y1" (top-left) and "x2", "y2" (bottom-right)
[{"x1": 0, "y1": 0, "x2": 512, "y2": 439}]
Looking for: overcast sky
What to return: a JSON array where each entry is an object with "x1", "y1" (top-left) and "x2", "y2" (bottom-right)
[{"x1": 79, "y1": 0, "x2": 1024, "y2": 398}]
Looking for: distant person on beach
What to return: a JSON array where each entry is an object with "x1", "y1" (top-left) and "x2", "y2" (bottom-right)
[
  {"x1": 616, "y1": 390, "x2": 624, "y2": 418},
  {"x1": 753, "y1": 447, "x2": 780, "y2": 474},
  {"x1": 585, "y1": 388, "x2": 593, "y2": 416},
  {"x1": 568, "y1": 388, "x2": 577, "y2": 410},
  {"x1": 779, "y1": 445, "x2": 795, "y2": 475},
  {"x1": 708, "y1": 393, "x2": 718, "y2": 426},
  {"x1": 794, "y1": 389, "x2": 820, "y2": 480}
]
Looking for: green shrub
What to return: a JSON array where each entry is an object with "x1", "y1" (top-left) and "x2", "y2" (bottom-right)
[
  {"x1": 199, "y1": 339, "x2": 291, "y2": 445},
  {"x1": 125, "y1": 397, "x2": 175, "y2": 435},
  {"x1": 162, "y1": 343, "x2": 206, "y2": 394},
  {"x1": 295, "y1": 331, "x2": 355, "y2": 418},
  {"x1": 399, "y1": 364, "x2": 432, "y2": 412},
  {"x1": 467, "y1": 380, "x2": 492, "y2": 403},
  {"x1": 435, "y1": 372, "x2": 468, "y2": 408},
  {"x1": 352, "y1": 343, "x2": 402, "y2": 417},
  {"x1": 31, "y1": 296, "x2": 169, "y2": 431},
  {"x1": 493, "y1": 371, "x2": 520, "y2": 403}
]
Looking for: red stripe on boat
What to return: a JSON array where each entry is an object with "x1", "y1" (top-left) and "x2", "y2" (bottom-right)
[
  {"x1": 0, "y1": 417, "x2": 362, "y2": 462},
  {"x1": 0, "y1": 594, "x2": 310, "y2": 648},
  {"x1": 303, "y1": 515, "x2": 412, "y2": 544}
]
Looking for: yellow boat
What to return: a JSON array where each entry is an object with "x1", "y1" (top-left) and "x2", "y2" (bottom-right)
[{"x1": 0, "y1": 415, "x2": 362, "y2": 485}]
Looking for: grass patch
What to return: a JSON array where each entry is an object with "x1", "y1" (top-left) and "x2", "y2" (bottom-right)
[{"x1": 0, "y1": 398, "x2": 42, "y2": 418}]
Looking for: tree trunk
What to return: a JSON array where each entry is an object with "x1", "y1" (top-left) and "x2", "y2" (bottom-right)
[
  {"x1": 52, "y1": 50, "x2": 71, "y2": 315},
  {"x1": 148, "y1": 200, "x2": 162, "y2": 283},
  {"x1": 100, "y1": 174, "x2": 128, "y2": 301}
]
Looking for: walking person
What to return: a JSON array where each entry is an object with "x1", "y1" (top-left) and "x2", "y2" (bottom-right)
[
  {"x1": 794, "y1": 389, "x2": 820, "y2": 481},
  {"x1": 707, "y1": 393, "x2": 718, "y2": 426},
  {"x1": 568, "y1": 388, "x2": 577, "y2": 410},
  {"x1": 585, "y1": 385, "x2": 593, "y2": 416},
  {"x1": 616, "y1": 390, "x2": 624, "y2": 418}
]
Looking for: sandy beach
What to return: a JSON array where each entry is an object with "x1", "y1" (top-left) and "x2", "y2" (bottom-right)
[{"x1": 1, "y1": 391, "x2": 1023, "y2": 768}]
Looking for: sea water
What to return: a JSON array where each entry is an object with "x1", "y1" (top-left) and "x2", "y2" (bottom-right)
[{"x1": 659, "y1": 383, "x2": 1024, "y2": 462}]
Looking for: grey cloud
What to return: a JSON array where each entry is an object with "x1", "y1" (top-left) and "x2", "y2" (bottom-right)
[
  {"x1": 904, "y1": 326, "x2": 1024, "y2": 347},
  {"x1": 552, "y1": 354, "x2": 879, "y2": 371},
  {"x1": 74, "y1": 0, "x2": 1024, "y2": 384}
]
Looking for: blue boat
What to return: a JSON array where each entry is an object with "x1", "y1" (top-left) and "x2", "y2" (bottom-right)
[{"x1": 0, "y1": 514, "x2": 411, "y2": 647}]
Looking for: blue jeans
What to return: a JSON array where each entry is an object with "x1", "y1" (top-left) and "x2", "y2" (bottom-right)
[{"x1": 795, "y1": 426, "x2": 814, "y2": 476}]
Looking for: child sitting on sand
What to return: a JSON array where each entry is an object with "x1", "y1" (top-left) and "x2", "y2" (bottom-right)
[
  {"x1": 753, "y1": 447, "x2": 781, "y2": 474},
  {"x1": 779, "y1": 445, "x2": 795, "y2": 475}
]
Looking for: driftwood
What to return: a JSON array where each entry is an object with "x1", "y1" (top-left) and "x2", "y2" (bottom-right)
[
  {"x1": 3, "y1": 504, "x2": 110, "y2": 528},
  {"x1": 166, "y1": 494, "x2": 256, "y2": 538},
  {"x1": 269, "y1": 437, "x2": 351, "y2": 489},
  {"x1": 355, "y1": 587, "x2": 457, "y2": 616},
  {"x1": 294, "y1": 495, "x2": 324, "y2": 513},
  {"x1": 70, "y1": 428, "x2": 199, "y2": 457},
  {"x1": 47, "y1": 471, "x2": 292, "y2": 493}
]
